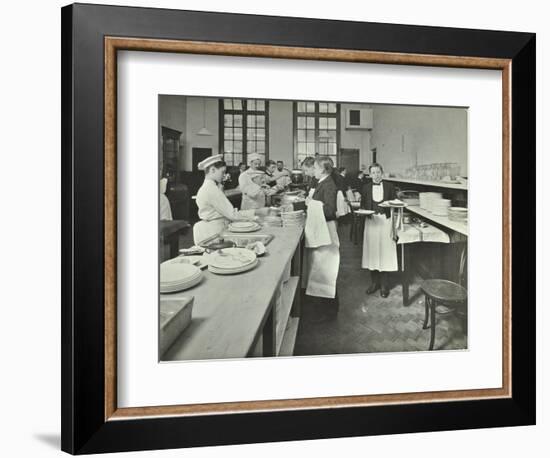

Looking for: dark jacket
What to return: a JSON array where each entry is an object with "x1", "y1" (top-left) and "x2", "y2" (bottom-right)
[
  {"x1": 360, "y1": 180, "x2": 396, "y2": 218},
  {"x1": 312, "y1": 175, "x2": 338, "y2": 221},
  {"x1": 331, "y1": 170, "x2": 347, "y2": 193}
]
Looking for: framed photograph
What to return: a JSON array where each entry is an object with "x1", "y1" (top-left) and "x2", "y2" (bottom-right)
[{"x1": 61, "y1": 3, "x2": 536, "y2": 454}]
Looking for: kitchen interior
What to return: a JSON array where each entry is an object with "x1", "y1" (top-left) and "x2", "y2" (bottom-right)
[{"x1": 159, "y1": 95, "x2": 468, "y2": 362}]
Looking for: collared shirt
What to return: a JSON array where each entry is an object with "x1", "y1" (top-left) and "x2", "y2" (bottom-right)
[
  {"x1": 372, "y1": 181, "x2": 384, "y2": 202},
  {"x1": 196, "y1": 178, "x2": 243, "y2": 222}
]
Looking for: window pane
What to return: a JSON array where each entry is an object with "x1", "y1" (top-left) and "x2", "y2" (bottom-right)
[
  {"x1": 328, "y1": 118, "x2": 337, "y2": 130},
  {"x1": 247, "y1": 141, "x2": 255, "y2": 152},
  {"x1": 297, "y1": 102, "x2": 306, "y2": 113},
  {"x1": 234, "y1": 115, "x2": 242, "y2": 127},
  {"x1": 297, "y1": 130, "x2": 306, "y2": 142},
  {"x1": 297, "y1": 143, "x2": 306, "y2": 154},
  {"x1": 306, "y1": 130, "x2": 315, "y2": 142},
  {"x1": 247, "y1": 115, "x2": 256, "y2": 128},
  {"x1": 225, "y1": 155, "x2": 234, "y2": 166},
  {"x1": 297, "y1": 117, "x2": 306, "y2": 129},
  {"x1": 247, "y1": 99, "x2": 256, "y2": 111},
  {"x1": 224, "y1": 128, "x2": 233, "y2": 140},
  {"x1": 306, "y1": 102, "x2": 315, "y2": 112},
  {"x1": 306, "y1": 143, "x2": 315, "y2": 155},
  {"x1": 234, "y1": 141, "x2": 242, "y2": 153},
  {"x1": 247, "y1": 128, "x2": 255, "y2": 140},
  {"x1": 319, "y1": 117, "x2": 327, "y2": 129},
  {"x1": 224, "y1": 141, "x2": 233, "y2": 153},
  {"x1": 233, "y1": 99, "x2": 242, "y2": 110},
  {"x1": 256, "y1": 100, "x2": 265, "y2": 111},
  {"x1": 257, "y1": 142, "x2": 265, "y2": 153},
  {"x1": 234, "y1": 154, "x2": 242, "y2": 165},
  {"x1": 256, "y1": 116, "x2": 265, "y2": 128},
  {"x1": 234, "y1": 128, "x2": 243, "y2": 140},
  {"x1": 327, "y1": 103, "x2": 337, "y2": 113},
  {"x1": 224, "y1": 99, "x2": 233, "y2": 110},
  {"x1": 319, "y1": 102, "x2": 328, "y2": 113},
  {"x1": 224, "y1": 114, "x2": 233, "y2": 126},
  {"x1": 330, "y1": 143, "x2": 337, "y2": 155},
  {"x1": 256, "y1": 129, "x2": 265, "y2": 140},
  {"x1": 307, "y1": 117, "x2": 315, "y2": 129}
]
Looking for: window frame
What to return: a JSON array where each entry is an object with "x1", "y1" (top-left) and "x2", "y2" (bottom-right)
[
  {"x1": 292, "y1": 101, "x2": 341, "y2": 168},
  {"x1": 219, "y1": 98, "x2": 270, "y2": 166}
]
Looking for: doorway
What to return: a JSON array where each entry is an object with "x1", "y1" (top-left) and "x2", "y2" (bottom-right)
[
  {"x1": 340, "y1": 148, "x2": 360, "y2": 174},
  {"x1": 192, "y1": 147, "x2": 213, "y2": 172}
]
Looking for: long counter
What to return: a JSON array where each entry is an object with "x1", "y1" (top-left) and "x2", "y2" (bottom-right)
[
  {"x1": 162, "y1": 225, "x2": 304, "y2": 361},
  {"x1": 406, "y1": 205, "x2": 468, "y2": 236}
]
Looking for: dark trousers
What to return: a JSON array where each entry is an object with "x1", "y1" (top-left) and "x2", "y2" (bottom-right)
[{"x1": 369, "y1": 269, "x2": 390, "y2": 289}]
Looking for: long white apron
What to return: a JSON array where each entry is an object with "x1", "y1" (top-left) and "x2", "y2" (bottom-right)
[
  {"x1": 303, "y1": 220, "x2": 340, "y2": 298},
  {"x1": 193, "y1": 218, "x2": 227, "y2": 245},
  {"x1": 362, "y1": 214, "x2": 398, "y2": 271}
]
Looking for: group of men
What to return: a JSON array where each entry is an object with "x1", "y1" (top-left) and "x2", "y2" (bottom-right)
[{"x1": 237, "y1": 154, "x2": 292, "y2": 210}]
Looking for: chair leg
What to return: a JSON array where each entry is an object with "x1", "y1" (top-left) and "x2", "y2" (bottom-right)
[
  {"x1": 429, "y1": 298, "x2": 436, "y2": 351},
  {"x1": 422, "y1": 295, "x2": 430, "y2": 329}
]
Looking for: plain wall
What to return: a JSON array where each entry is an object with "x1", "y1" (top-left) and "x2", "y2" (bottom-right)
[
  {"x1": 183, "y1": 96, "x2": 220, "y2": 170},
  {"x1": 340, "y1": 103, "x2": 373, "y2": 169},
  {"x1": 268, "y1": 100, "x2": 294, "y2": 168},
  {"x1": 370, "y1": 105, "x2": 468, "y2": 176}
]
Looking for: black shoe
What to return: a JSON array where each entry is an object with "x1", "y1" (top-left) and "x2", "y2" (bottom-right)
[
  {"x1": 380, "y1": 287, "x2": 389, "y2": 298},
  {"x1": 366, "y1": 284, "x2": 380, "y2": 295}
]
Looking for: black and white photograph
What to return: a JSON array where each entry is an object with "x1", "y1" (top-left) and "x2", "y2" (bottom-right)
[{"x1": 158, "y1": 95, "x2": 468, "y2": 361}]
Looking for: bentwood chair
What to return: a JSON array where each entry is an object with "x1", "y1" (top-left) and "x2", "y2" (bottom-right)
[{"x1": 420, "y1": 246, "x2": 468, "y2": 350}]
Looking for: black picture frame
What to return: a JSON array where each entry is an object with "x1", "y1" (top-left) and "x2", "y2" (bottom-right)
[{"x1": 61, "y1": 3, "x2": 536, "y2": 454}]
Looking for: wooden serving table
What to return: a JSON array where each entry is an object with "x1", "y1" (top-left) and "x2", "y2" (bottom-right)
[
  {"x1": 159, "y1": 220, "x2": 190, "y2": 261},
  {"x1": 162, "y1": 225, "x2": 304, "y2": 361}
]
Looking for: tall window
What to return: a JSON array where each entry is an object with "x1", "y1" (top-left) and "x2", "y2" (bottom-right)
[
  {"x1": 294, "y1": 101, "x2": 340, "y2": 167},
  {"x1": 220, "y1": 99, "x2": 269, "y2": 166}
]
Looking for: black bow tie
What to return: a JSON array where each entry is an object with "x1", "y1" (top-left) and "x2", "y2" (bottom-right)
[{"x1": 373, "y1": 182, "x2": 383, "y2": 186}]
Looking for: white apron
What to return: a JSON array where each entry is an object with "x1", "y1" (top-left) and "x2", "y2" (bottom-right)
[
  {"x1": 193, "y1": 218, "x2": 226, "y2": 246},
  {"x1": 303, "y1": 220, "x2": 340, "y2": 299},
  {"x1": 362, "y1": 214, "x2": 398, "y2": 271}
]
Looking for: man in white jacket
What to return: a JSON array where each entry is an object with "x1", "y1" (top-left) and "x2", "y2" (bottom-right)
[{"x1": 239, "y1": 153, "x2": 276, "y2": 210}]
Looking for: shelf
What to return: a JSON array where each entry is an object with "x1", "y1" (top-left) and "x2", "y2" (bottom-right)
[
  {"x1": 406, "y1": 205, "x2": 468, "y2": 236},
  {"x1": 276, "y1": 276, "x2": 299, "y2": 356},
  {"x1": 384, "y1": 177, "x2": 468, "y2": 190},
  {"x1": 279, "y1": 317, "x2": 300, "y2": 357}
]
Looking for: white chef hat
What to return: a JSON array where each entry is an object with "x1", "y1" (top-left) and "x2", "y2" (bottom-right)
[
  {"x1": 197, "y1": 154, "x2": 224, "y2": 171},
  {"x1": 248, "y1": 153, "x2": 262, "y2": 165}
]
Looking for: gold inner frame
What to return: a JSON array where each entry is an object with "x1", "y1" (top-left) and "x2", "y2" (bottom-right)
[{"x1": 104, "y1": 37, "x2": 512, "y2": 421}]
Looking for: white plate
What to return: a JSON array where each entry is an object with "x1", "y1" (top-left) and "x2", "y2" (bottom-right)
[
  {"x1": 160, "y1": 262, "x2": 201, "y2": 284},
  {"x1": 355, "y1": 209, "x2": 375, "y2": 215},
  {"x1": 160, "y1": 272, "x2": 203, "y2": 293},
  {"x1": 209, "y1": 247, "x2": 257, "y2": 269},
  {"x1": 162, "y1": 256, "x2": 200, "y2": 266},
  {"x1": 208, "y1": 258, "x2": 259, "y2": 275},
  {"x1": 230, "y1": 221, "x2": 257, "y2": 229},
  {"x1": 227, "y1": 226, "x2": 262, "y2": 233}
]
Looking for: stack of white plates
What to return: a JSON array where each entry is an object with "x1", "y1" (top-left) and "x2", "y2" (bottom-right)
[
  {"x1": 208, "y1": 247, "x2": 258, "y2": 275},
  {"x1": 419, "y1": 192, "x2": 443, "y2": 211},
  {"x1": 227, "y1": 221, "x2": 262, "y2": 233},
  {"x1": 448, "y1": 207, "x2": 468, "y2": 222},
  {"x1": 431, "y1": 198, "x2": 452, "y2": 216},
  {"x1": 263, "y1": 215, "x2": 282, "y2": 227},
  {"x1": 281, "y1": 209, "x2": 305, "y2": 227},
  {"x1": 160, "y1": 262, "x2": 203, "y2": 293}
]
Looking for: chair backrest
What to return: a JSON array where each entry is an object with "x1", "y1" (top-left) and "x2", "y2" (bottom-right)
[{"x1": 458, "y1": 245, "x2": 467, "y2": 288}]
